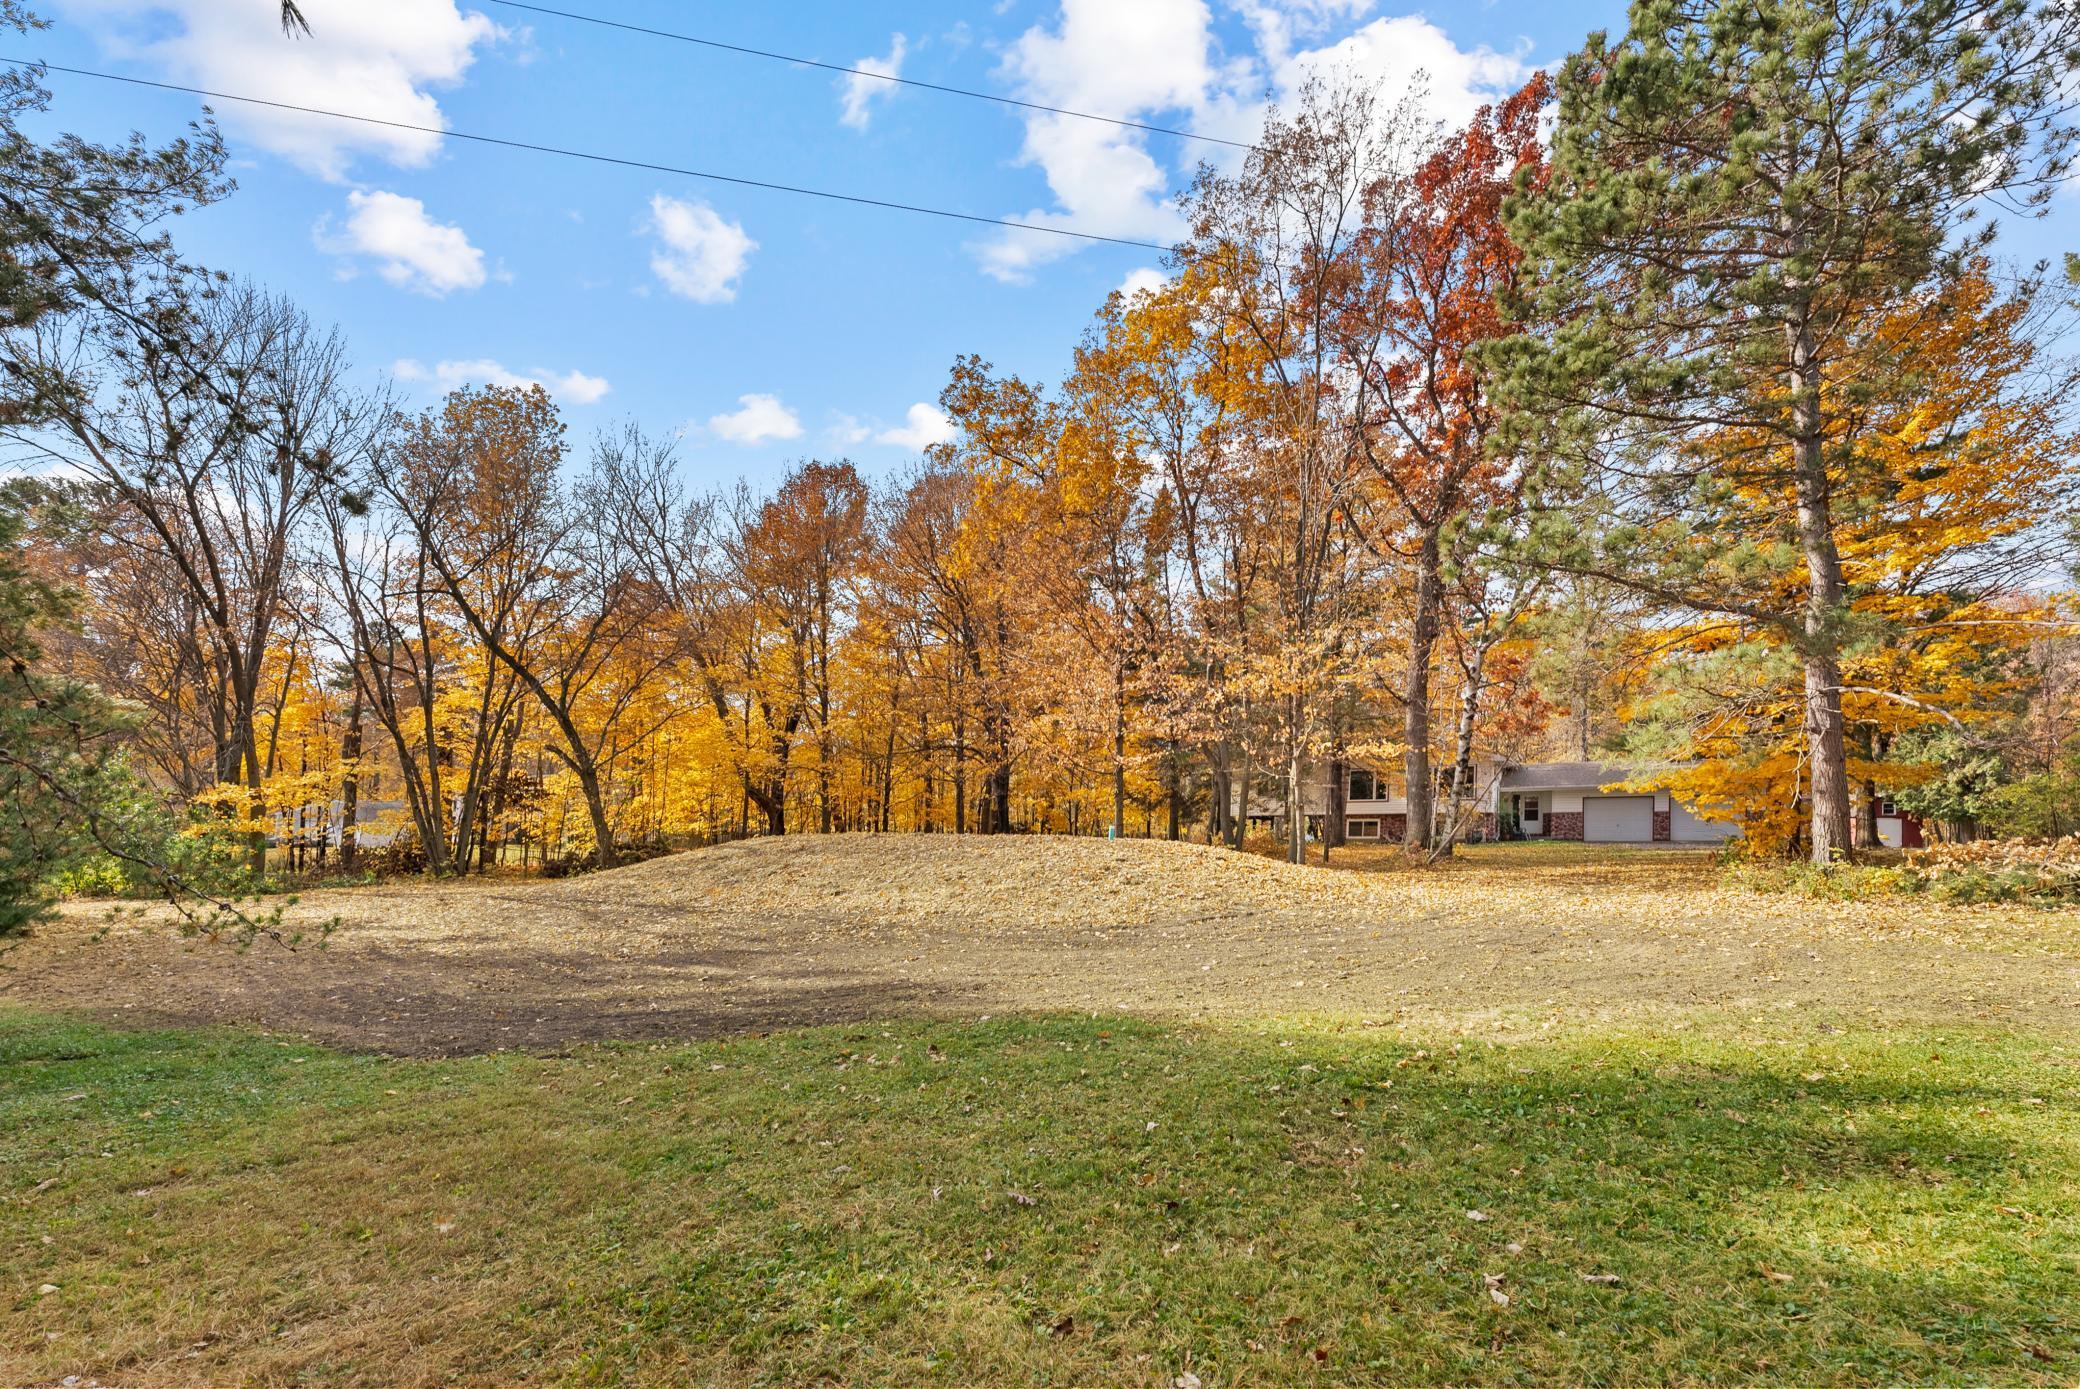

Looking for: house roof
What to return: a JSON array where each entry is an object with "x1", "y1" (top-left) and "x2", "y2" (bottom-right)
[{"x1": 1498, "y1": 761, "x2": 1671, "y2": 791}]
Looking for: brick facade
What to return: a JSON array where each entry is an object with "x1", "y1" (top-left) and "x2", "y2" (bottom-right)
[
  {"x1": 1348, "y1": 811, "x2": 1497, "y2": 844},
  {"x1": 1546, "y1": 810, "x2": 1584, "y2": 841}
]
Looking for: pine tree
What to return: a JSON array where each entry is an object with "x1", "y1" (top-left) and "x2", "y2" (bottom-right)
[{"x1": 1495, "y1": 0, "x2": 2080, "y2": 862}]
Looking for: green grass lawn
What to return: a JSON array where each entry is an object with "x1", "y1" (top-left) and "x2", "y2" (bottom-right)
[{"x1": 5, "y1": 1005, "x2": 2077, "y2": 1387}]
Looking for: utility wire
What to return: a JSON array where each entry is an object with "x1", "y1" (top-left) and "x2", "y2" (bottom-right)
[
  {"x1": 480, "y1": 0, "x2": 1256, "y2": 153},
  {"x1": 21, "y1": 60, "x2": 1175, "y2": 252}
]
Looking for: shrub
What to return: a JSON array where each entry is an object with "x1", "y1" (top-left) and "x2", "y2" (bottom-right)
[
  {"x1": 1907, "y1": 837, "x2": 2080, "y2": 906},
  {"x1": 1728, "y1": 837, "x2": 2080, "y2": 907},
  {"x1": 1723, "y1": 859, "x2": 1911, "y2": 901}
]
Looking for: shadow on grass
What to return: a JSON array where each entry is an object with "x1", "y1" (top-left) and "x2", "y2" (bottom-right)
[
  {"x1": 1, "y1": 1007, "x2": 2075, "y2": 1387},
  {"x1": 2, "y1": 930, "x2": 982, "y2": 1057}
]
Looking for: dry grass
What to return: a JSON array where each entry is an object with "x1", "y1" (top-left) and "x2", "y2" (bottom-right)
[
  {"x1": 601, "y1": 831, "x2": 1375, "y2": 928},
  {"x1": 4, "y1": 836, "x2": 2076, "y2": 1055}
]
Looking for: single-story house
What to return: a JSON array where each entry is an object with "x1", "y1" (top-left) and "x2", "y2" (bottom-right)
[
  {"x1": 1495, "y1": 761, "x2": 1738, "y2": 844},
  {"x1": 1238, "y1": 758, "x2": 1743, "y2": 845}
]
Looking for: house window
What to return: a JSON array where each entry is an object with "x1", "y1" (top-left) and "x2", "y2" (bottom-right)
[
  {"x1": 1879, "y1": 799, "x2": 1897, "y2": 817},
  {"x1": 1347, "y1": 818, "x2": 1380, "y2": 839},
  {"x1": 1522, "y1": 797, "x2": 1541, "y2": 823},
  {"x1": 1349, "y1": 769, "x2": 1378, "y2": 801}
]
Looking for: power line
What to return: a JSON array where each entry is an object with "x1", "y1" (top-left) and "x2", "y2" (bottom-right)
[
  {"x1": 20, "y1": 60, "x2": 1174, "y2": 253},
  {"x1": 481, "y1": 0, "x2": 1256, "y2": 153}
]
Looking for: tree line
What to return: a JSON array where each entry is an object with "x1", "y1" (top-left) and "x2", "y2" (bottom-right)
[{"x1": 5, "y1": 0, "x2": 2080, "y2": 928}]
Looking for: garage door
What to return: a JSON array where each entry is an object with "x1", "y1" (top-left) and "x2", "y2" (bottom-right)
[
  {"x1": 1583, "y1": 795, "x2": 1654, "y2": 842},
  {"x1": 1671, "y1": 800, "x2": 1738, "y2": 842}
]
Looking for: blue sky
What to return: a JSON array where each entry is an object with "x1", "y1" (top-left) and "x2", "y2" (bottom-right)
[{"x1": 29, "y1": 0, "x2": 2078, "y2": 489}]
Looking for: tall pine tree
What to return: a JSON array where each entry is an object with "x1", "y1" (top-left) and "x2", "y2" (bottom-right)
[{"x1": 1495, "y1": 0, "x2": 2079, "y2": 862}]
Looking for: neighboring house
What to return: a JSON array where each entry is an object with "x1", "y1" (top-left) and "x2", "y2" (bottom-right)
[
  {"x1": 1496, "y1": 761, "x2": 1738, "y2": 844},
  {"x1": 1238, "y1": 758, "x2": 1743, "y2": 845},
  {"x1": 1237, "y1": 759, "x2": 1507, "y2": 844}
]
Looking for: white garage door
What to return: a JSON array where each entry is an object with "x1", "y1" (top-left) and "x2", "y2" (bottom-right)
[
  {"x1": 1583, "y1": 795, "x2": 1654, "y2": 842},
  {"x1": 1671, "y1": 800, "x2": 1738, "y2": 842}
]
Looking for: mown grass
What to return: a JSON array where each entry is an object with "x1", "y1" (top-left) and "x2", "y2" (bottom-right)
[{"x1": 4, "y1": 1006, "x2": 2077, "y2": 1387}]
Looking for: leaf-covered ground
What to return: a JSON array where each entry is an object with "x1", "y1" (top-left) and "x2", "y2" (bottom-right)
[
  {"x1": 3, "y1": 838, "x2": 2075, "y2": 1054},
  {"x1": 4, "y1": 1008, "x2": 2076, "y2": 1387}
]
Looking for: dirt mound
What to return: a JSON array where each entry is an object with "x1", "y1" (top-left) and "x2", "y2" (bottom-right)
[{"x1": 581, "y1": 833, "x2": 1371, "y2": 929}]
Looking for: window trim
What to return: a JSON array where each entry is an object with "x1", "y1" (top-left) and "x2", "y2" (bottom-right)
[{"x1": 1347, "y1": 817, "x2": 1381, "y2": 839}]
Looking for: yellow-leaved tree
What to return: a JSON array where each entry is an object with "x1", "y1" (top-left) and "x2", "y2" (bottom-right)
[{"x1": 1633, "y1": 268, "x2": 2073, "y2": 852}]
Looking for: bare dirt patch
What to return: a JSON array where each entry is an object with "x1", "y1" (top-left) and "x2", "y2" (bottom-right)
[{"x1": 4, "y1": 836, "x2": 2075, "y2": 1053}]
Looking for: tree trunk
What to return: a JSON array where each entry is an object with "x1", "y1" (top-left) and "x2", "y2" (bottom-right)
[
  {"x1": 338, "y1": 686, "x2": 363, "y2": 874},
  {"x1": 240, "y1": 703, "x2": 266, "y2": 880},
  {"x1": 1229, "y1": 742, "x2": 1252, "y2": 850},
  {"x1": 1788, "y1": 317, "x2": 1853, "y2": 865},
  {"x1": 568, "y1": 752, "x2": 616, "y2": 869},
  {"x1": 1285, "y1": 690, "x2": 1306, "y2": 866},
  {"x1": 990, "y1": 760, "x2": 1013, "y2": 834},
  {"x1": 1111, "y1": 669, "x2": 1127, "y2": 839},
  {"x1": 1166, "y1": 752, "x2": 1181, "y2": 842},
  {"x1": 918, "y1": 706, "x2": 934, "y2": 833},
  {"x1": 952, "y1": 714, "x2": 967, "y2": 835},
  {"x1": 1436, "y1": 636, "x2": 1493, "y2": 857},
  {"x1": 879, "y1": 715, "x2": 898, "y2": 834},
  {"x1": 1326, "y1": 755, "x2": 1347, "y2": 851},
  {"x1": 1403, "y1": 531, "x2": 1441, "y2": 852},
  {"x1": 1207, "y1": 748, "x2": 1230, "y2": 845}
]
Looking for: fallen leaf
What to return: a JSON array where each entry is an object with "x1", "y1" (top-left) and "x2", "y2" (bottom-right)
[
  {"x1": 1007, "y1": 1189, "x2": 1037, "y2": 1207},
  {"x1": 1579, "y1": 1273, "x2": 1621, "y2": 1286},
  {"x1": 1465, "y1": 1209, "x2": 1490, "y2": 1222}
]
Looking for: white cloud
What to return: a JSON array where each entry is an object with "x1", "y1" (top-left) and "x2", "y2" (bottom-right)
[
  {"x1": 977, "y1": 0, "x2": 1535, "y2": 281},
  {"x1": 708, "y1": 393, "x2": 802, "y2": 444},
  {"x1": 1276, "y1": 16, "x2": 1535, "y2": 136},
  {"x1": 646, "y1": 195, "x2": 757, "y2": 303},
  {"x1": 828, "y1": 413, "x2": 873, "y2": 445},
  {"x1": 1232, "y1": 0, "x2": 1379, "y2": 71},
  {"x1": 393, "y1": 357, "x2": 610, "y2": 405},
  {"x1": 839, "y1": 33, "x2": 907, "y2": 129},
  {"x1": 318, "y1": 190, "x2": 485, "y2": 296},
  {"x1": 978, "y1": 0, "x2": 1213, "y2": 282},
  {"x1": 60, "y1": 0, "x2": 504, "y2": 180},
  {"x1": 876, "y1": 402, "x2": 957, "y2": 450},
  {"x1": 1117, "y1": 266, "x2": 1167, "y2": 300}
]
